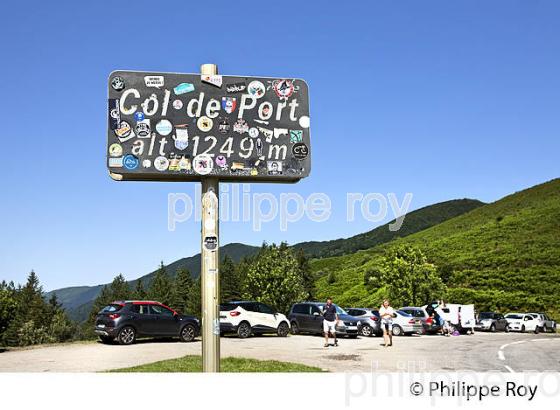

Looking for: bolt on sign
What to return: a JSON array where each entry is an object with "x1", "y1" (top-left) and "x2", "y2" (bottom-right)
[{"x1": 107, "y1": 71, "x2": 311, "y2": 182}]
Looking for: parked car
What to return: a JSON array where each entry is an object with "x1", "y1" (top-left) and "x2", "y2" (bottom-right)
[
  {"x1": 527, "y1": 313, "x2": 557, "y2": 333},
  {"x1": 392, "y1": 310, "x2": 424, "y2": 336},
  {"x1": 474, "y1": 312, "x2": 510, "y2": 332},
  {"x1": 288, "y1": 302, "x2": 361, "y2": 338},
  {"x1": 504, "y1": 313, "x2": 540, "y2": 333},
  {"x1": 400, "y1": 306, "x2": 441, "y2": 334},
  {"x1": 94, "y1": 300, "x2": 199, "y2": 345},
  {"x1": 345, "y1": 308, "x2": 382, "y2": 337},
  {"x1": 219, "y1": 301, "x2": 290, "y2": 338}
]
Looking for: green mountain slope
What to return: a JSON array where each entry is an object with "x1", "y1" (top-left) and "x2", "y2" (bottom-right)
[
  {"x1": 313, "y1": 178, "x2": 560, "y2": 316},
  {"x1": 293, "y1": 199, "x2": 484, "y2": 258}
]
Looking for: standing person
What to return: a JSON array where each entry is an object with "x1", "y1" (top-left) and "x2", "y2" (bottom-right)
[
  {"x1": 322, "y1": 297, "x2": 339, "y2": 347},
  {"x1": 379, "y1": 299, "x2": 395, "y2": 347}
]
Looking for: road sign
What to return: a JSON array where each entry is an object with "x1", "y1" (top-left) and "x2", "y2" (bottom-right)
[
  {"x1": 106, "y1": 64, "x2": 311, "y2": 373},
  {"x1": 107, "y1": 70, "x2": 311, "y2": 182}
]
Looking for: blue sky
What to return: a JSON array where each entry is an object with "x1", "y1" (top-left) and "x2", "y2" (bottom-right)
[{"x1": 0, "y1": 0, "x2": 558, "y2": 291}]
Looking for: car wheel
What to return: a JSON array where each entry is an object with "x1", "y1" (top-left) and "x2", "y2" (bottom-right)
[
  {"x1": 392, "y1": 325, "x2": 403, "y2": 336},
  {"x1": 237, "y1": 322, "x2": 251, "y2": 339},
  {"x1": 542, "y1": 325, "x2": 548, "y2": 333},
  {"x1": 290, "y1": 321, "x2": 299, "y2": 335},
  {"x1": 505, "y1": 326, "x2": 510, "y2": 333},
  {"x1": 99, "y1": 335, "x2": 113, "y2": 344},
  {"x1": 117, "y1": 326, "x2": 136, "y2": 345},
  {"x1": 521, "y1": 325, "x2": 525, "y2": 333},
  {"x1": 534, "y1": 326, "x2": 539, "y2": 334},
  {"x1": 277, "y1": 322, "x2": 289, "y2": 337},
  {"x1": 490, "y1": 324, "x2": 496, "y2": 332},
  {"x1": 361, "y1": 325, "x2": 373, "y2": 337},
  {"x1": 180, "y1": 324, "x2": 196, "y2": 342}
]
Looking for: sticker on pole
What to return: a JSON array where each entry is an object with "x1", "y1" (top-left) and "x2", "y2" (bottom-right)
[{"x1": 106, "y1": 70, "x2": 311, "y2": 182}]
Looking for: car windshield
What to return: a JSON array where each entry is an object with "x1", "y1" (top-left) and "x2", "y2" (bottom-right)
[
  {"x1": 479, "y1": 312, "x2": 494, "y2": 319},
  {"x1": 507, "y1": 314, "x2": 523, "y2": 319}
]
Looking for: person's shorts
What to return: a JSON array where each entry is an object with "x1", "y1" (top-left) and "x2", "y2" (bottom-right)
[
  {"x1": 323, "y1": 320, "x2": 336, "y2": 333},
  {"x1": 382, "y1": 320, "x2": 393, "y2": 331}
]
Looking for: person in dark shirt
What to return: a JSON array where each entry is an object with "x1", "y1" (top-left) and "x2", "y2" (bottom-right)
[{"x1": 323, "y1": 297, "x2": 339, "y2": 347}]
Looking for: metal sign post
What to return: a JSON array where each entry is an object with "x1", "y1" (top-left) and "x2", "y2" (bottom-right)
[
  {"x1": 200, "y1": 64, "x2": 220, "y2": 372},
  {"x1": 106, "y1": 64, "x2": 311, "y2": 373}
]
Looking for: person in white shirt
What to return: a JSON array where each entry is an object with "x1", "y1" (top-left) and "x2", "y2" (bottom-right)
[{"x1": 379, "y1": 299, "x2": 395, "y2": 347}]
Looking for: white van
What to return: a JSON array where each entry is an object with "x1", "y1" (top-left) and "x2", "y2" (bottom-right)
[{"x1": 431, "y1": 303, "x2": 476, "y2": 334}]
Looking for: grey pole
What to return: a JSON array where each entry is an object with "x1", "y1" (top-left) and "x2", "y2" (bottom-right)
[{"x1": 200, "y1": 63, "x2": 220, "y2": 372}]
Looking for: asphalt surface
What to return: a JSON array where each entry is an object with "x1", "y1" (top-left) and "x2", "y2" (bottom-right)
[{"x1": 0, "y1": 331, "x2": 558, "y2": 372}]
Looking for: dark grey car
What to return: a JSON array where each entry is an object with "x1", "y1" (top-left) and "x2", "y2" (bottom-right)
[
  {"x1": 474, "y1": 312, "x2": 509, "y2": 332},
  {"x1": 288, "y1": 302, "x2": 361, "y2": 338},
  {"x1": 94, "y1": 300, "x2": 200, "y2": 345}
]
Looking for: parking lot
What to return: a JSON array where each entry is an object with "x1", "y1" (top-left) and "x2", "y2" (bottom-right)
[{"x1": 0, "y1": 332, "x2": 558, "y2": 373}]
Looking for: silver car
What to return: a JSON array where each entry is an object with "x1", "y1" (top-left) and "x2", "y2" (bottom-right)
[
  {"x1": 392, "y1": 310, "x2": 424, "y2": 336},
  {"x1": 346, "y1": 308, "x2": 382, "y2": 337}
]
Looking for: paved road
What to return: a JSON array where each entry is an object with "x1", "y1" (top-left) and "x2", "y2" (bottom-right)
[{"x1": 0, "y1": 332, "x2": 558, "y2": 372}]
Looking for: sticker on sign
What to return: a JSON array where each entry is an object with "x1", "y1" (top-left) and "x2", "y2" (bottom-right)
[
  {"x1": 144, "y1": 75, "x2": 165, "y2": 89},
  {"x1": 107, "y1": 70, "x2": 311, "y2": 183}
]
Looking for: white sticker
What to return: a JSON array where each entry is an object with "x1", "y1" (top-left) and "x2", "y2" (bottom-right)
[
  {"x1": 201, "y1": 74, "x2": 223, "y2": 88},
  {"x1": 193, "y1": 154, "x2": 214, "y2": 175},
  {"x1": 299, "y1": 115, "x2": 310, "y2": 128},
  {"x1": 155, "y1": 119, "x2": 173, "y2": 136},
  {"x1": 144, "y1": 76, "x2": 164, "y2": 89}
]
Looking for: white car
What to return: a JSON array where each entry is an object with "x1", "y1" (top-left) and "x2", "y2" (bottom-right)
[
  {"x1": 504, "y1": 313, "x2": 540, "y2": 333},
  {"x1": 219, "y1": 301, "x2": 290, "y2": 338},
  {"x1": 528, "y1": 313, "x2": 557, "y2": 333}
]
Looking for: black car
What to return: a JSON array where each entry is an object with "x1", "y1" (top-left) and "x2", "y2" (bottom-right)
[
  {"x1": 288, "y1": 302, "x2": 361, "y2": 338},
  {"x1": 94, "y1": 300, "x2": 200, "y2": 345},
  {"x1": 474, "y1": 312, "x2": 510, "y2": 332}
]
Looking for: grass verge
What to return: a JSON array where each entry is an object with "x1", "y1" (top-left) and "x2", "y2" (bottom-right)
[{"x1": 108, "y1": 355, "x2": 324, "y2": 373}]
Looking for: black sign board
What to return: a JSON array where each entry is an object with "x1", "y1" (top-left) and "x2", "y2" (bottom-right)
[{"x1": 107, "y1": 71, "x2": 311, "y2": 182}]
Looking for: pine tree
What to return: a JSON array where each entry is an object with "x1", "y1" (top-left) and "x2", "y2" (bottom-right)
[
  {"x1": 148, "y1": 262, "x2": 173, "y2": 305},
  {"x1": 220, "y1": 255, "x2": 242, "y2": 302},
  {"x1": 296, "y1": 248, "x2": 315, "y2": 300},
  {"x1": 188, "y1": 277, "x2": 202, "y2": 317},
  {"x1": 133, "y1": 279, "x2": 147, "y2": 299},
  {"x1": 108, "y1": 274, "x2": 131, "y2": 301},
  {"x1": 171, "y1": 269, "x2": 194, "y2": 314}
]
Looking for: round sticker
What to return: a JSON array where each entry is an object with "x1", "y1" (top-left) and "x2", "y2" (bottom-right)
[
  {"x1": 197, "y1": 116, "x2": 213, "y2": 132},
  {"x1": 273, "y1": 79, "x2": 295, "y2": 99},
  {"x1": 292, "y1": 142, "x2": 309, "y2": 160},
  {"x1": 193, "y1": 154, "x2": 213, "y2": 175},
  {"x1": 299, "y1": 115, "x2": 310, "y2": 129},
  {"x1": 114, "y1": 121, "x2": 132, "y2": 138},
  {"x1": 154, "y1": 156, "x2": 169, "y2": 171},
  {"x1": 247, "y1": 81, "x2": 266, "y2": 98},
  {"x1": 109, "y1": 143, "x2": 123, "y2": 157},
  {"x1": 173, "y1": 99, "x2": 183, "y2": 110},
  {"x1": 156, "y1": 119, "x2": 173, "y2": 136},
  {"x1": 216, "y1": 155, "x2": 227, "y2": 168},
  {"x1": 111, "y1": 76, "x2": 125, "y2": 91},
  {"x1": 134, "y1": 112, "x2": 145, "y2": 122},
  {"x1": 248, "y1": 127, "x2": 259, "y2": 138},
  {"x1": 142, "y1": 159, "x2": 152, "y2": 168},
  {"x1": 123, "y1": 154, "x2": 139, "y2": 170}
]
